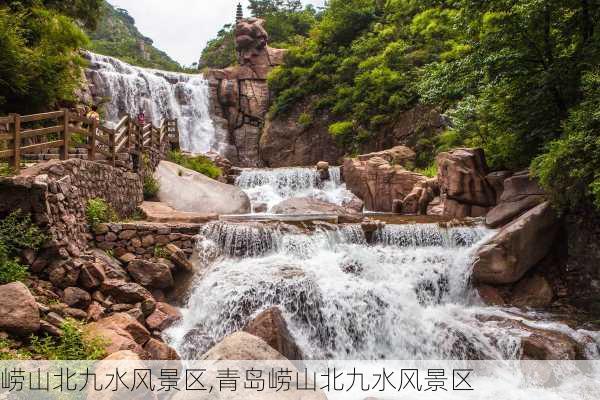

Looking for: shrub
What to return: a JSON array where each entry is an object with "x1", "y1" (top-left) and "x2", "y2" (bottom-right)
[
  {"x1": 0, "y1": 163, "x2": 13, "y2": 177},
  {"x1": 328, "y1": 121, "x2": 355, "y2": 138},
  {"x1": 154, "y1": 246, "x2": 169, "y2": 259},
  {"x1": 0, "y1": 210, "x2": 47, "y2": 255},
  {"x1": 143, "y1": 175, "x2": 160, "y2": 200},
  {"x1": 0, "y1": 243, "x2": 29, "y2": 284},
  {"x1": 30, "y1": 319, "x2": 106, "y2": 360},
  {"x1": 297, "y1": 112, "x2": 313, "y2": 129},
  {"x1": 85, "y1": 198, "x2": 116, "y2": 228},
  {"x1": 167, "y1": 151, "x2": 222, "y2": 180},
  {"x1": 415, "y1": 163, "x2": 438, "y2": 178}
]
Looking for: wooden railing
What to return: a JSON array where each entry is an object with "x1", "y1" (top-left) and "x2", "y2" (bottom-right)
[{"x1": 0, "y1": 109, "x2": 179, "y2": 173}]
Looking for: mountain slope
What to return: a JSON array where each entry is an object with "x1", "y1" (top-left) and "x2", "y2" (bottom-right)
[{"x1": 85, "y1": 1, "x2": 183, "y2": 71}]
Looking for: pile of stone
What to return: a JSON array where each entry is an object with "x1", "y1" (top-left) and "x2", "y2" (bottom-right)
[{"x1": 0, "y1": 241, "x2": 195, "y2": 359}]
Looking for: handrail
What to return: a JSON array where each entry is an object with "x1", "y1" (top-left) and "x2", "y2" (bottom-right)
[{"x1": 0, "y1": 109, "x2": 180, "y2": 173}]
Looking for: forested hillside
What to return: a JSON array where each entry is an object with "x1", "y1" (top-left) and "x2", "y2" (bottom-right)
[
  {"x1": 263, "y1": 0, "x2": 600, "y2": 214},
  {"x1": 199, "y1": 0, "x2": 318, "y2": 69},
  {"x1": 86, "y1": 1, "x2": 183, "y2": 71}
]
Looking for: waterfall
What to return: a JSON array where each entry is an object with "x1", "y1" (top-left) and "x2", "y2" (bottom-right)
[
  {"x1": 168, "y1": 221, "x2": 599, "y2": 360},
  {"x1": 235, "y1": 166, "x2": 355, "y2": 212},
  {"x1": 84, "y1": 52, "x2": 228, "y2": 155}
]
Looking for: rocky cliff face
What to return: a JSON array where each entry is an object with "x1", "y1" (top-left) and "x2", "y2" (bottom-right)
[
  {"x1": 206, "y1": 19, "x2": 447, "y2": 168},
  {"x1": 205, "y1": 18, "x2": 285, "y2": 167}
]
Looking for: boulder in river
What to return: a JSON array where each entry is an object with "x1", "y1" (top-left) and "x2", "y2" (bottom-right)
[
  {"x1": 473, "y1": 202, "x2": 560, "y2": 285},
  {"x1": 436, "y1": 148, "x2": 496, "y2": 218},
  {"x1": 0, "y1": 282, "x2": 40, "y2": 334},
  {"x1": 155, "y1": 161, "x2": 251, "y2": 215},
  {"x1": 200, "y1": 331, "x2": 287, "y2": 361},
  {"x1": 244, "y1": 307, "x2": 303, "y2": 360},
  {"x1": 271, "y1": 197, "x2": 362, "y2": 222}
]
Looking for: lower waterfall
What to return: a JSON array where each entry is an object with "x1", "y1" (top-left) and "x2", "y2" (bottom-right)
[
  {"x1": 235, "y1": 167, "x2": 355, "y2": 212},
  {"x1": 166, "y1": 222, "x2": 599, "y2": 360},
  {"x1": 84, "y1": 52, "x2": 228, "y2": 155}
]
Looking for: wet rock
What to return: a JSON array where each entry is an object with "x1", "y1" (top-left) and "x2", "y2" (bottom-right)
[
  {"x1": 473, "y1": 202, "x2": 560, "y2": 284},
  {"x1": 200, "y1": 331, "x2": 287, "y2": 360},
  {"x1": 511, "y1": 275, "x2": 554, "y2": 308},
  {"x1": 165, "y1": 243, "x2": 193, "y2": 272},
  {"x1": 254, "y1": 202, "x2": 268, "y2": 213},
  {"x1": 244, "y1": 307, "x2": 303, "y2": 360},
  {"x1": 0, "y1": 282, "x2": 40, "y2": 334},
  {"x1": 271, "y1": 197, "x2": 361, "y2": 223},
  {"x1": 436, "y1": 148, "x2": 496, "y2": 218},
  {"x1": 143, "y1": 338, "x2": 180, "y2": 360},
  {"x1": 475, "y1": 284, "x2": 506, "y2": 306},
  {"x1": 100, "y1": 279, "x2": 155, "y2": 305},
  {"x1": 180, "y1": 329, "x2": 216, "y2": 359},
  {"x1": 402, "y1": 178, "x2": 439, "y2": 215},
  {"x1": 62, "y1": 287, "x2": 92, "y2": 309},
  {"x1": 127, "y1": 260, "x2": 174, "y2": 289},
  {"x1": 145, "y1": 302, "x2": 182, "y2": 331},
  {"x1": 155, "y1": 161, "x2": 251, "y2": 215}
]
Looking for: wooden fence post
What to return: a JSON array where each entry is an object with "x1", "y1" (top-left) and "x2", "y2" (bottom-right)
[
  {"x1": 61, "y1": 109, "x2": 70, "y2": 160},
  {"x1": 89, "y1": 118, "x2": 97, "y2": 162},
  {"x1": 9, "y1": 114, "x2": 21, "y2": 174},
  {"x1": 110, "y1": 130, "x2": 116, "y2": 167}
]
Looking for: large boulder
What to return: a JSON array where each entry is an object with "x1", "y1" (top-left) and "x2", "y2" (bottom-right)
[
  {"x1": 244, "y1": 307, "x2": 303, "y2": 360},
  {"x1": 271, "y1": 197, "x2": 361, "y2": 222},
  {"x1": 127, "y1": 260, "x2": 174, "y2": 289},
  {"x1": 100, "y1": 279, "x2": 156, "y2": 308},
  {"x1": 145, "y1": 302, "x2": 182, "y2": 331},
  {"x1": 155, "y1": 161, "x2": 251, "y2": 215},
  {"x1": 356, "y1": 145, "x2": 416, "y2": 166},
  {"x1": 401, "y1": 178, "x2": 439, "y2": 215},
  {"x1": 200, "y1": 331, "x2": 287, "y2": 361},
  {"x1": 473, "y1": 202, "x2": 560, "y2": 285},
  {"x1": 343, "y1": 150, "x2": 427, "y2": 212},
  {"x1": 486, "y1": 170, "x2": 546, "y2": 228},
  {"x1": 86, "y1": 313, "x2": 151, "y2": 357},
  {"x1": 0, "y1": 282, "x2": 40, "y2": 334},
  {"x1": 436, "y1": 148, "x2": 496, "y2": 218}
]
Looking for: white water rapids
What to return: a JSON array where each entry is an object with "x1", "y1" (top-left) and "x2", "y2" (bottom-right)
[
  {"x1": 235, "y1": 167, "x2": 356, "y2": 212},
  {"x1": 167, "y1": 222, "x2": 600, "y2": 361},
  {"x1": 84, "y1": 52, "x2": 227, "y2": 154}
]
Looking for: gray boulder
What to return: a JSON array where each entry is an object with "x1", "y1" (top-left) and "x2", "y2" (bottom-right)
[
  {"x1": 271, "y1": 197, "x2": 362, "y2": 222},
  {"x1": 473, "y1": 202, "x2": 559, "y2": 285},
  {"x1": 0, "y1": 282, "x2": 40, "y2": 334},
  {"x1": 155, "y1": 161, "x2": 251, "y2": 215}
]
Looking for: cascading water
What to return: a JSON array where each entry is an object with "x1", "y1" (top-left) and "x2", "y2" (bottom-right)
[
  {"x1": 235, "y1": 167, "x2": 355, "y2": 212},
  {"x1": 84, "y1": 52, "x2": 229, "y2": 155},
  {"x1": 167, "y1": 221, "x2": 599, "y2": 361}
]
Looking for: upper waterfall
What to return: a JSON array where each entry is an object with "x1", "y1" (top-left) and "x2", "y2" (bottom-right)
[{"x1": 84, "y1": 52, "x2": 227, "y2": 155}]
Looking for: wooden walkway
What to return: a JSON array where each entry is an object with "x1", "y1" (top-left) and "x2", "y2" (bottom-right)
[{"x1": 0, "y1": 110, "x2": 179, "y2": 173}]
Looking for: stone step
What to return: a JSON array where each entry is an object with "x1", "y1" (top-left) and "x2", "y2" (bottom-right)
[{"x1": 139, "y1": 202, "x2": 217, "y2": 224}]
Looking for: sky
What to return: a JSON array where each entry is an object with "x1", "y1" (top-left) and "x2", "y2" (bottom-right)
[{"x1": 107, "y1": 0, "x2": 326, "y2": 66}]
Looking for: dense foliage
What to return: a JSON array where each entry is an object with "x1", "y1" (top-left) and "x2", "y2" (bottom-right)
[
  {"x1": 0, "y1": 210, "x2": 46, "y2": 283},
  {"x1": 199, "y1": 0, "x2": 319, "y2": 69},
  {"x1": 86, "y1": 1, "x2": 184, "y2": 71},
  {"x1": 85, "y1": 198, "x2": 117, "y2": 228},
  {"x1": 30, "y1": 319, "x2": 107, "y2": 360},
  {"x1": 269, "y1": 0, "x2": 600, "y2": 212},
  {"x1": 168, "y1": 151, "x2": 222, "y2": 180},
  {"x1": 0, "y1": 1, "x2": 91, "y2": 114}
]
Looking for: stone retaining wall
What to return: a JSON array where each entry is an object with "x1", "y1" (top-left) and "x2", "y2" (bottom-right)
[
  {"x1": 93, "y1": 222, "x2": 202, "y2": 259},
  {"x1": 0, "y1": 158, "x2": 143, "y2": 256}
]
